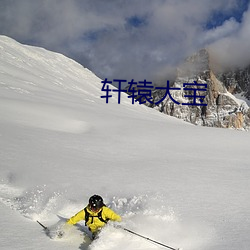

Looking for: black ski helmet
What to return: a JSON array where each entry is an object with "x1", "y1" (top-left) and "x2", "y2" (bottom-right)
[{"x1": 89, "y1": 195, "x2": 104, "y2": 210}]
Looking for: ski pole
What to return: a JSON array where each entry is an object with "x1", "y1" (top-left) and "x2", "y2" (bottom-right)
[
  {"x1": 37, "y1": 220, "x2": 48, "y2": 231},
  {"x1": 122, "y1": 227, "x2": 180, "y2": 250}
]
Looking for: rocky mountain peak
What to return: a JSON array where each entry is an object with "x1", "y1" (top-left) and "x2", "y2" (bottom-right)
[
  {"x1": 177, "y1": 48, "x2": 210, "y2": 78},
  {"x1": 149, "y1": 49, "x2": 250, "y2": 130}
]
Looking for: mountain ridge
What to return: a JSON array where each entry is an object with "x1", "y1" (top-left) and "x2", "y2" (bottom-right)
[{"x1": 149, "y1": 48, "x2": 250, "y2": 130}]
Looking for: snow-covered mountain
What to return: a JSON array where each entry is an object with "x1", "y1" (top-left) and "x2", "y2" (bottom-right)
[
  {"x1": 217, "y1": 65, "x2": 250, "y2": 101},
  {"x1": 145, "y1": 49, "x2": 250, "y2": 130},
  {"x1": 0, "y1": 36, "x2": 250, "y2": 250}
]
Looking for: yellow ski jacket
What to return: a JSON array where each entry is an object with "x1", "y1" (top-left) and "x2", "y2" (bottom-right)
[{"x1": 67, "y1": 206, "x2": 121, "y2": 233}]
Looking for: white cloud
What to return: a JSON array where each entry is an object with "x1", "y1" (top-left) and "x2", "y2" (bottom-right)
[
  {"x1": 209, "y1": 4, "x2": 250, "y2": 68},
  {"x1": 200, "y1": 18, "x2": 240, "y2": 45},
  {"x1": 0, "y1": 0, "x2": 248, "y2": 80}
]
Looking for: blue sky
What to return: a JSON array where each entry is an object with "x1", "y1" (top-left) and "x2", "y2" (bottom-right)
[
  {"x1": 206, "y1": 0, "x2": 249, "y2": 28},
  {"x1": 0, "y1": 0, "x2": 249, "y2": 81}
]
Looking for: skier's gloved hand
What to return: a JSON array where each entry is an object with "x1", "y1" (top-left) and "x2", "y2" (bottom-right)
[
  {"x1": 56, "y1": 230, "x2": 64, "y2": 238},
  {"x1": 55, "y1": 223, "x2": 71, "y2": 238}
]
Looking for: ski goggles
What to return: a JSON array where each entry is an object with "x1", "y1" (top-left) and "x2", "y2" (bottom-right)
[{"x1": 89, "y1": 204, "x2": 101, "y2": 212}]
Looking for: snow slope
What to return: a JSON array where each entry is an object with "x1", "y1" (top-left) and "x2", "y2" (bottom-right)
[{"x1": 0, "y1": 35, "x2": 250, "y2": 250}]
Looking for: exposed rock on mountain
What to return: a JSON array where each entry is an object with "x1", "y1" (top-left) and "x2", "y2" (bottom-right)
[
  {"x1": 145, "y1": 49, "x2": 250, "y2": 130},
  {"x1": 217, "y1": 66, "x2": 250, "y2": 100}
]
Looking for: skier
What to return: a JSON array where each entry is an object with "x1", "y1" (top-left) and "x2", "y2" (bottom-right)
[{"x1": 66, "y1": 194, "x2": 121, "y2": 239}]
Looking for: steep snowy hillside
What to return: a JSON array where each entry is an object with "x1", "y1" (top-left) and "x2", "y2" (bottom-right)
[{"x1": 0, "y1": 36, "x2": 250, "y2": 250}]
